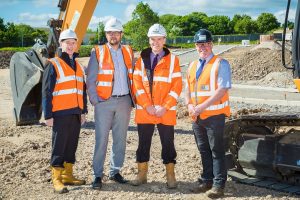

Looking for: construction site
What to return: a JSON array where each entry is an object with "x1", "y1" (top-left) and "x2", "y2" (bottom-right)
[{"x1": 0, "y1": 40, "x2": 300, "y2": 199}]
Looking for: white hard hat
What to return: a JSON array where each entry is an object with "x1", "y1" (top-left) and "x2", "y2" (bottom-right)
[
  {"x1": 147, "y1": 24, "x2": 167, "y2": 37},
  {"x1": 59, "y1": 29, "x2": 78, "y2": 42},
  {"x1": 104, "y1": 18, "x2": 123, "y2": 32}
]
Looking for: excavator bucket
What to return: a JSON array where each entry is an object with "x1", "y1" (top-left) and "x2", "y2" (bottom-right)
[{"x1": 10, "y1": 51, "x2": 43, "y2": 125}]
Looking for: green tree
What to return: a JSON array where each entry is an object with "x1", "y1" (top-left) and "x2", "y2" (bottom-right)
[
  {"x1": 31, "y1": 29, "x2": 47, "y2": 42},
  {"x1": 178, "y1": 12, "x2": 208, "y2": 36},
  {"x1": 124, "y1": 2, "x2": 159, "y2": 50},
  {"x1": 256, "y1": 13, "x2": 280, "y2": 33},
  {"x1": 233, "y1": 15, "x2": 258, "y2": 34},
  {"x1": 2, "y1": 23, "x2": 19, "y2": 46},
  {"x1": 0, "y1": 18, "x2": 6, "y2": 32},
  {"x1": 98, "y1": 22, "x2": 106, "y2": 44},
  {"x1": 169, "y1": 25, "x2": 182, "y2": 38},
  {"x1": 281, "y1": 20, "x2": 294, "y2": 29},
  {"x1": 159, "y1": 14, "x2": 182, "y2": 36},
  {"x1": 206, "y1": 15, "x2": 231, "y2": 35}
]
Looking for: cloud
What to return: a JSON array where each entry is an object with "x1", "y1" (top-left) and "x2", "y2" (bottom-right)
[
  {"x1": 0, "y1": 0, "x2": 55, "y2": 8},
  {"x1": 16, "y1": 12, "x2": 58, "y2": 27},
  {"x1": 124, "y1": 4, "x2": 136, "y2": 22},
  {"x1": 0, "y1": 0, "x2": 19, "y2": 7},
  {"x1": 88, "y1": 15, "x2": 115, "y2": 30},
  {"x1": 32, "y1": 0, "x2": 55, "y2": 8},
  {"x1": 113, "y1": 0, "x2": 128, "y2": 3},
  {"x1": 274, "y1": 9, "x2": 296, "y2": 24}
]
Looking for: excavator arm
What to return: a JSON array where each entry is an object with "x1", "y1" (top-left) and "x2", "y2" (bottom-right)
[{"x1": 10, "y1": 0, "x2": 98, "y2": 125}]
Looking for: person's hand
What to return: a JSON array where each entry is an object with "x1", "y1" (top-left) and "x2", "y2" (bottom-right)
[
  {"x1": 45, "y1": 118, "x2": 53, "y2": 127},
  {"x1": 195, "y1": 104, "x2": 205, "y2": 116},
  {"x1": 81, "y1": 114, "x2": 87, "y2": 125},
  {"x1": 188, "y1": 104, "x2": 196, "y2": 117},
  {"x1": 146, "y1": 105, "x2": 156, "y2": 115},
  {"x1": 155, "y1": 106, "x2": 166, "y2": 117}
]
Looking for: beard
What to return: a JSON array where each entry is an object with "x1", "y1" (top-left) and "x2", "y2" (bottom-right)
[{"x1": 108, "y1": 38, "x2": 120, "y2": 46}]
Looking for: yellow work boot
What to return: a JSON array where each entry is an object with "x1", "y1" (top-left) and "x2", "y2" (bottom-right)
[
  {"x1": 130, "y1": 162, "x2": 148, "y2": 186},
  {"x1": 61, "y1": 162, "x2": 86, "y2": 186},
  {"x1": 52, "y1": 167, "x2": 68, "y2": 194},
  {"x1": 165, "y1": 163, "x2": 177, "y2": 189}
]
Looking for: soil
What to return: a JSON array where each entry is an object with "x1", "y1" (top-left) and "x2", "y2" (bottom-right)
[
  {"x1": 0, "y1": 51, "x2": 15, "y2": 69},
  {"x1": 220, "y1": 46, "x2": 294, "y2": 87}
]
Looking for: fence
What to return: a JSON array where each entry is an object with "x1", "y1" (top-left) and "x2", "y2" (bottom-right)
[
  {"x1": 166, "y1": 34, "x2": 260, "y2": 44},
  {"x1": 0, "y1": 33, "x2": 261, "y2": 48}
]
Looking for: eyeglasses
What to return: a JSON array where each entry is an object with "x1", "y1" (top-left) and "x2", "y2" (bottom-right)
[
  {"x1": 106, "y1": 31, "x2": 121, "y2": 36},
  {"x1": 195, "y1": 42, "x2": 212, "y2": 48}
]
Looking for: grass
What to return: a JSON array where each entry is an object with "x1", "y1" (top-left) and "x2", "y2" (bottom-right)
[{"x1": 0, "y1": 47, "x2": 31, "y2": 52}]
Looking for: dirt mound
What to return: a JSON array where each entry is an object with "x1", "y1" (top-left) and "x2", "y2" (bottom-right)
[
  {"x1": 0, "y1": 51, "x2": 15, "y2": 69},
  {"x1": 228, "y1": 48, "x2": 292, "y2": 82}
]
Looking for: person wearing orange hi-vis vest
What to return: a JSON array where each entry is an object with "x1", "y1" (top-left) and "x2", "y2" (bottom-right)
[
  {"x1": 86, "y1": 17, "x2": 135, "y2": 190},
  {"x1": 185, "y1": 29, "x2": 231, "y2": 198},
  {"x1": 130, "y1": 24, "x2": 182, "y2": 189},
  {"x1": 42, "y1": 29, "x2": 88, "y2": 194}
]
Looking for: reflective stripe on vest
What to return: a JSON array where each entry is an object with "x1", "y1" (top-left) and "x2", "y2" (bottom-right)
[
  {"x1": 136, "y1": 54, "x2": 178, "y2": 104},
  {"x1": 49, "y1": 57, "x2": 84, "y2": 112},
  {"x1": 188, "y1": 56, "x2": 230, "y2": 119},
  {"x1": 95, "y1": 44, "x2": 133, "y2": 99}
]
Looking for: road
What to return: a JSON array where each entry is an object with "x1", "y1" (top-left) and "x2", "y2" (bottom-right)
[{"x1": 176, "y1": 45, "x2": 236, "y2": 77}]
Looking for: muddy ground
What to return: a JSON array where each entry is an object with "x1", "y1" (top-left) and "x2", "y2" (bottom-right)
[{"x1": 0, "y1": 46, "x2": 299, "y2": 200}]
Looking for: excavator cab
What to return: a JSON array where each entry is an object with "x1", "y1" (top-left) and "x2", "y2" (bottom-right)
[
  {"x1": 9, "y1": 0, "x2": 98, "y2": 125},
  {"x1": 283, "y1": 0, "x2": 300, "y2": 91}
]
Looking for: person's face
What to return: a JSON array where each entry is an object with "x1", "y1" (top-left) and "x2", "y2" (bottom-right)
[
  {"x1": 106, "y1": 31, "x2": 123, "y2": 46},
  {"x1": 195, "y1": 42, "x2": 213, "y2": 59},
  {"x1": 60, "y1": 38, "x2": 77, "y2": 57},
  {"x1": 149, "y1": 36, "x2": 166, "y2": 54}
]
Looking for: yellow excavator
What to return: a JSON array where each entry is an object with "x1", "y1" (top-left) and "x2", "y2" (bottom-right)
[
  {"x1": 8, "y1": 0, "x2": 300, "y2": 194},
  {"x1": 9, "y1": 0, "x2": 98, "y2": 125}
]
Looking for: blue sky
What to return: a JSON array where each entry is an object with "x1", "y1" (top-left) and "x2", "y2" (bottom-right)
[{"x1": 0, "y1": 0, "x2": 297, "y2": 30}]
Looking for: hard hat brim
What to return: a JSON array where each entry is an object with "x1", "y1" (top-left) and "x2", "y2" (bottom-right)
[
  {"x1": 148, "y1": 34, "x2": 166, "y2": 37},
  {"x1": 105, "y1": 28, "x2": 123, "y2": 32},
  {"x1": 195, "y1": 40, "x2": 212, "y2": 43},
  {"x1": 59, "y1": 37, "x2": 78, "y2": 42}
]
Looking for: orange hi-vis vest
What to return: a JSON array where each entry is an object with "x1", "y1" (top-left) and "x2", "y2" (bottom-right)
[
  {"x1": 49, "y1": 57, "x2": 85, "y2": 112},
  {"x1": 187, "y1": 55, "x2": 230, "y2": 120},
  {"x1": 94, "y1": 44, "x2": 134, "y2": 100},
  {"x1": 133, "y1": 53, "x2": 182, "y2": 125}
]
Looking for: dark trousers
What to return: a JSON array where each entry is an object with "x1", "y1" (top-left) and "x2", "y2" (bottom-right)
[
  {"x1": 136, "y1": 123, "x2": 176, "y2": 164},
  {"x1": 192, "y1": 114, "x2": 227, "y2": 188},
  {"x1": 51, "y1": 114, "x2": 81, "y2": 167}
]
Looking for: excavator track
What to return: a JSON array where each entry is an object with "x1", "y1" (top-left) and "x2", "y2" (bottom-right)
[
  {"x1": 225, "y1": 112, "x2": 300, "y2": 195},
  {"x1": 228, "y1": 170, "x2": 300, "y2": 195}
]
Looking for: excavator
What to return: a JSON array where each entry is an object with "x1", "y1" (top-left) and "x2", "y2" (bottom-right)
[
  {"x1": 224, "y1": 0, "x2": 300, "y2": 194},
  {"x1": 9, "y1": 0, "x2": 98, "y2": 125},
  {"x1": 8, "y1": 0, "x2": 300, "y2": 194}
]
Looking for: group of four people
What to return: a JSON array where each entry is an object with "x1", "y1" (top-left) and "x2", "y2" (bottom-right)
[{"x1": 42, "y1": 17, "x2": 231, "y2": 199}]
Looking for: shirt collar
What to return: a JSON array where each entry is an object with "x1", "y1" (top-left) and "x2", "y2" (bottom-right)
[
  {"x1": 199, "y1": 53, "x2": 214, "y2": 63},
  {"x1": 150, "y1": 50, "x2": 165, "y2": 59},
  {"x1": 107, "y1": 42, "x2": 121, "y2": 50}
]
